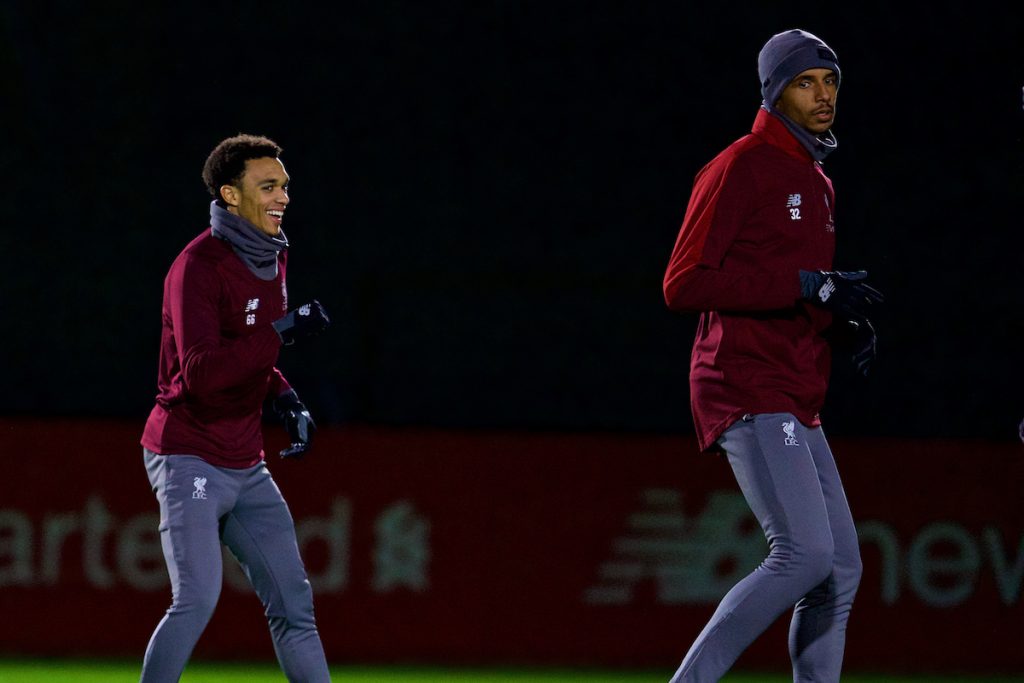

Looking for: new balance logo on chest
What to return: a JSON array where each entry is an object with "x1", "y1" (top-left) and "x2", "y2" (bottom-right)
[
  {"x1": 244, "y1": 298, "x2": 260, "y2": 325},
  {"x1": 785, "y1": 192, "x2": 835, "y2": 232},
  {"x1": 786, "y1": 193, "x2": 802, "y2": 220}
]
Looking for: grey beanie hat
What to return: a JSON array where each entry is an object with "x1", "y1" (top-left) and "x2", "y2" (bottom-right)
[{"x1": 758, "y1": 29, "x2": 840, "y2": 108}]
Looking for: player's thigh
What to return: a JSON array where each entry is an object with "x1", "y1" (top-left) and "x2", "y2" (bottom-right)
[
  {"x1": 221, "y1": 466, "x2": 311, "y2": 610},
  {"x1": 718, "y1": 413, "x2": 832, "y2": 554},
  {"x1": 802, "y1": 428, "x2": 861, "y2": 569},
  {"x1": 144, "y1": 451, "x2": 229, "y2": 595}
]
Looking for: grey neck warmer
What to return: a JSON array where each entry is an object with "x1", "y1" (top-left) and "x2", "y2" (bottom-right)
[
  {"x1": 769, "y1": 107, "x2": 838, "y2": 162},
  {"x1": 209, "y1": 201, "x2": 288, "y2": 280}
]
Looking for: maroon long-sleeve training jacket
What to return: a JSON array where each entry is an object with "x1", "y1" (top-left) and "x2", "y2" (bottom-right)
[
  {"x1": 664, "y1": 108, "x2": 837, "y2": 452},
  {"x1": 142, "y1": 229, "x2": 291, "y2": 468}
]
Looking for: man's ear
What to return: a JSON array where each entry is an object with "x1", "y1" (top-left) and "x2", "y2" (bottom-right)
[{"x1": 220, "y1": 184, "x2": 240, "y2": 207}]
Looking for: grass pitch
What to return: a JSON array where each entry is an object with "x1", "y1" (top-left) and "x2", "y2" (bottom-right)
[{"x1": 0, "y1": 659, "x2": 1020, "y2": 682}]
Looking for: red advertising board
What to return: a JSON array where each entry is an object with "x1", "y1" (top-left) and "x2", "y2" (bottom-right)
[{"x1": 0, "y1": 419, "x2": 1021, "y2": 674}]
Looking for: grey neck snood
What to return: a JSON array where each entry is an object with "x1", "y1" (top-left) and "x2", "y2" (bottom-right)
[
  {"x1": 209, "y1": 201, "x2": 288, "y2": 281},
  {"x1": 767, "y1": 106, "x2": 837, "y2": 162}
]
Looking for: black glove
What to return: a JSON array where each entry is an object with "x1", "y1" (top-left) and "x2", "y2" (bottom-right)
[
  {"x1": 800, "y1": 270, "x2": 884, "y2": 318},
  {"x1": 273, "y1": 300, "x2": 330, "y2": 346},
  {"x1": 849, "y1": 317, "x2": 877, "y2": 376},
  {"x1": 824, "y1": 315, "x2": 878, "y2": 376},
  {"x1": 273, "y1": 389, "x2": 316, "y2": 459}
]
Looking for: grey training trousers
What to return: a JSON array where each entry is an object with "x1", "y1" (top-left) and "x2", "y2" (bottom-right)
[
  {"x1": 670, "y1": 413, "x2": 862, "y2": 683},
  {"x1": 140, "y1": 450, "x2": 330, "y2": 683}
]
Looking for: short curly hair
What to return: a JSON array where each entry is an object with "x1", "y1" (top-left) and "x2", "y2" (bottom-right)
[{"x1": 202, "y1": 133, "x2": 283, "y2": 199}]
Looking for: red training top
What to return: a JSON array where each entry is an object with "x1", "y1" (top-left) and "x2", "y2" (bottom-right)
[
  {"x1": 663, "y1": 108, "x2": 836, "y2": 452},
  {"x1": 141, "y1": 229, "x2": 291, "y2": 468}
]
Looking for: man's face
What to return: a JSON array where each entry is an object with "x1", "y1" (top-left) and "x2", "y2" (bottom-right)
[
  {"x1": 222, "y1": 157, "x2": 290, "y2": 236},
  {"x1": 774, "y1": 68, "x2": 838, "y2": 135}
]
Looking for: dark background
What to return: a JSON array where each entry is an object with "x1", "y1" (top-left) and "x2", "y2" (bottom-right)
[{"x1": 3, "y1": 2, "x2": 1022, "y2": 440}]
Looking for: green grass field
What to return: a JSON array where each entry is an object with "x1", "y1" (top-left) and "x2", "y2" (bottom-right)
[{"x1": 0, "y1": 660, "x2": 1020, "y2": 683}]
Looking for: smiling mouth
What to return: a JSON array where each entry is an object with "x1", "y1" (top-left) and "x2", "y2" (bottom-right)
[{"x1": 267, "y1": 210, "x2": 284, "y2": 224}]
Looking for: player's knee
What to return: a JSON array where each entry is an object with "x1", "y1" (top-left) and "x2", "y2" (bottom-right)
[
  {"x1": 267, "y1": 603, "x2": 318, "y2": 645},
  {"x1": 172, "y1": 582, "x2": 221, "y2": 620},
  {"x1": 796, "y1": 542, "x2": 835, "y2": 589},
  {"x1": 267, "y1": 581, "x2": 317, "y2": 633},
  {"x1": 834, "y1": 545, "x2": 863, "y2": 592}
]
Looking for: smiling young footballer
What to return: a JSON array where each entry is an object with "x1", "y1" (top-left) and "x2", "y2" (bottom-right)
[
  {"x1": 140, "y1": 134, "x2": 332, "y2": 682},
  {"x1": 662, "y1": 30, "x2": 883, "y2": 682}
]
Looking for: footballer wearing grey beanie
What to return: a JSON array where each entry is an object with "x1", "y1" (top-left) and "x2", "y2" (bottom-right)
[
  {"x1": 758, "y1": 29, "x2": 841, "y2": 160},
  {"x1": 758, "y1": 29, "x2": 841, "y2": 111}
]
